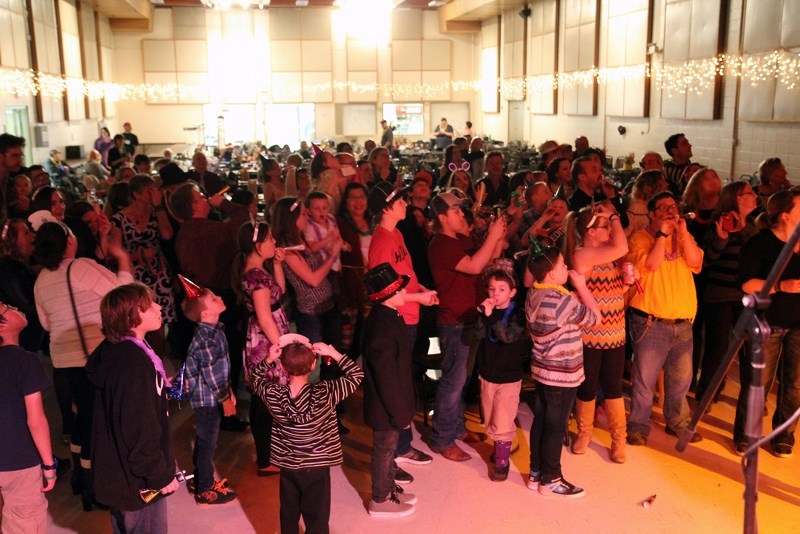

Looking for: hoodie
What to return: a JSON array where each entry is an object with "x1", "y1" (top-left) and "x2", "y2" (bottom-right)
[
  {"x1": 251, "y1": 355, "x2": 363, "y2": 470},
  {"x1": 86, "y1": 339, "x2": 176, "y2": 511}
]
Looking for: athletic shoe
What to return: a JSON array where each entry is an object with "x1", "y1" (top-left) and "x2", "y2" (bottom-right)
[
  {"x1": 395, "y1": 447, "x2": 433, "y2": 466},
  {"x1": 538, "y1": 477, "x2": 585, "y2": 498},
  {"x1": 195, "y1": 479, "x2": 237, "y2": 505},
  {"x1": 368, "y1": 494, "x2": 415, "y2": 518},
  {"x1": 393, "y1": 466, "x2": 414, "y2": 485},
  {"x1": 526, "y1": 472, "x2": 541, "y2": 491},
  {"x1": 393, "y1": 485, "x2": 418, "y2": 505}
]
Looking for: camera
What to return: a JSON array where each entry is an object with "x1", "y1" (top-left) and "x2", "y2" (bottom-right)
[{"x1": 720, "y1": 212, "x2": 736, "y2": 233}]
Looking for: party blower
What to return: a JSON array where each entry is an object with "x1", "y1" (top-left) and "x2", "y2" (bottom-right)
[{"x1": 139, "y1": 470, "x2": 194, "y2": 503}]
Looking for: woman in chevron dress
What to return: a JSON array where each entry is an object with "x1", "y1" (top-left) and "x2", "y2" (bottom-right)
[{"x1": 563, "y1": 201, "x2": 630, "y2": 463}]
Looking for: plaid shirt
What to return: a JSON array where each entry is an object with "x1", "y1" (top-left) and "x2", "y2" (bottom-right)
[{"x1": 186, "y1": 322, "x2": 231, "y2": 409}]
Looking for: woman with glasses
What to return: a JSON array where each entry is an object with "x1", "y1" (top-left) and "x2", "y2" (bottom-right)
[
  {"x1": 33, "y1": 221, "x2": 132, "y2": 510},
  {"x1": 563, "y1": 201, "x2": 630, "y2": 463},
  {"x1": 696, "y1": 181, "x2": 758, "y2": 409}
]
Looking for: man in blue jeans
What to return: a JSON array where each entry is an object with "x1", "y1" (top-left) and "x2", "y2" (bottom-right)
[
  {"x1": 625, "y1": 191, "x2": 704, "y2": 446},
  {"x1": 427, "y1": 192, "x2": 506, "y2": 461}
]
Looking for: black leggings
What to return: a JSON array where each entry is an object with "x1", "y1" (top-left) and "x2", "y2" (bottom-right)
[
  {"x1": 53, "y1": 366, "x2": 93, "y2": 460},
  {"x1": 577, "y1": 345, "x2": 625, "y2": 402}
]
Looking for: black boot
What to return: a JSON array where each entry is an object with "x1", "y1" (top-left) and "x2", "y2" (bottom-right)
[
  {"x1": 70, "y1": 453, "x2": 83, "y2": 496},
  {"x1": 490, "y1": 441, "x2": 512, "y2": 482}
]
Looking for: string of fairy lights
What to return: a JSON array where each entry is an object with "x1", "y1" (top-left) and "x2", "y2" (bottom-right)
[{"x1": 1, "y1": 49, "x2": 798, "y2": 102}]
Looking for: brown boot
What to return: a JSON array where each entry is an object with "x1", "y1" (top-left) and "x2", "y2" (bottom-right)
[
  {"x1": 605, "y1": 397, "x2": 627, "y2": 464},
  {"x1": 571, "y1": 399, "x2": 595, "y2": 454}
]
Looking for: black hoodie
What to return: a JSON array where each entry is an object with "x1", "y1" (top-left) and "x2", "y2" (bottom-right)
[{"x1": 86, "y1": 339, "x2": 176, "y2": 511}]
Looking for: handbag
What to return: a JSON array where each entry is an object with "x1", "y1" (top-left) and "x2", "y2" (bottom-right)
[{"x1": 66, "y1": 261, "x2": 90, "y2": 359}]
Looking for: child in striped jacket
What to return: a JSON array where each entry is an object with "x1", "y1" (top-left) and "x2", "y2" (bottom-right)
[{"x1": 525, "y1": 245, "x2": 599, "y2": 499}]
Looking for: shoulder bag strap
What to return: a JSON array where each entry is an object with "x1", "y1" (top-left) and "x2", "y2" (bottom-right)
[{"x1": 67, "y1": 261, "x2": 90, "y2": 358}]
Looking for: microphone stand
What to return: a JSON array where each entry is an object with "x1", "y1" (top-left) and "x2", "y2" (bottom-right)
[{"x1": 675, "y1": 219, "x2": 800, "y2": 534}]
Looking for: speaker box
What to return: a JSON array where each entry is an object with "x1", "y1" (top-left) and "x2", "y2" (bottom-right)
[{"x1": 65, "y1": 145, "x2": 85, "y2": 160}]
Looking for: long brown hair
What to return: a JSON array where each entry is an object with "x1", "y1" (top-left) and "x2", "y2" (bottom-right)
[{"x1": 231, "y1": 221, "x2": 271, "y2": 303}]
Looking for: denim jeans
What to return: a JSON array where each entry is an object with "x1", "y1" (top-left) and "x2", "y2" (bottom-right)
[
  {"x1": 627, "y1": 314, "x2": 693, "y2": 436},
  {"x1": 111, "y1": 498, "x2": 167, "y2": 534},
  {"x1": 431, "y1": 323, "x2": 473, "y2": 450},
  {"x1": 395, "y1": 325, "x2": 418, "y2": 456},
  {"x1": 372, "y1": 429, "x2": 400, "y2": 502},
  {"x1": 734, "y1": 328, "x2": 800, "y2": 446},
  {"x1": 193, "y1": 406, "x2": 221, "y2": 492},
  {"x1": 529, "y1": 382, "x2": 576, "y2": 483}
]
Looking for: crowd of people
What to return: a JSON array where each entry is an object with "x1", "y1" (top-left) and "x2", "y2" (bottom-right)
[{"x1": 0, "y1": 123, "x2": 797, "y2": 532}]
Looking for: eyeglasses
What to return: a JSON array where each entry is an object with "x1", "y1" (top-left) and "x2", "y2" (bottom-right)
[{"x1": 655, "y1": 203, "x2": 679, "y2": 213}]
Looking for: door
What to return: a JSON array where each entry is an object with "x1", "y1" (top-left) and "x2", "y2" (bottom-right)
[
  {"x1": 508, "y1": 101, "x2": 525, "y2": 143},
  {"x1": 5, "y1": 106, "x2": 33, "y2": 164}
]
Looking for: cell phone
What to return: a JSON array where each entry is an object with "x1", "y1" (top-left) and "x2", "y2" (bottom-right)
[{"x1": 720, "y1": 212, "x2": 736, "y2": 233}]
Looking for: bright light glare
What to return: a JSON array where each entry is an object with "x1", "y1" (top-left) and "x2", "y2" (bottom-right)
[{"x1": 337, "y1": 0, "x2": 392, "y2": 47}]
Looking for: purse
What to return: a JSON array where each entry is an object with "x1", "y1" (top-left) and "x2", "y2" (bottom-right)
[{"x1": 66, "y1": 261, "x2": 90, "y2": 359}]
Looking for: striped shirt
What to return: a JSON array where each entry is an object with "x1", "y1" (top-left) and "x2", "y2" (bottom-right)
[
  {"x1": 251, "y1": 356, "x2": 363, "y2": 469},
  {"x1": 526, "y1": 287, "x2": 596, "y2": 388}
]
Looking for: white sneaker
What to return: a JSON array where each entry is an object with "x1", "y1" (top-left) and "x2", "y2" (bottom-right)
[
  {"x1": 538, "y1": 477, "x2": 585, "y2": 498},
  {"x1": 368, "y1": 494, "x2": 415, "y2": 518}
]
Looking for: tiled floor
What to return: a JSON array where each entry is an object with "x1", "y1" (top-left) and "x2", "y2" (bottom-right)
[{"x1": 43, "y1": 357, "x2": 800, "y2": 534}]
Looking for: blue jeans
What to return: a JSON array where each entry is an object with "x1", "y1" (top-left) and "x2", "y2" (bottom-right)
[
  {"x1": 372, "y1": 429, "x2": 400, "y2": 502},
  {"x1": 735, "y1": 328, "x2": 800, "y2": 446},
  {"x1": 529, "y1": 382, "x2": 576, "y2": 483},
  {"x1": 431, "y1": 323, "x2": 473, "y2": 449},
  {"x1": 111, "y1": 498, "x2": 167, "y2": 534},
  {"x1": 627, "y1": 314, "x2": 693, "y2": 436},
  {"x1": 193, "y1": 406, "x2": 221, "y2": 492}
]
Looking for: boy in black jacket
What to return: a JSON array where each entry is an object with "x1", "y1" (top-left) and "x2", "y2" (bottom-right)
[
  {"x1": 476, "y1": 262, "x2": 531, "y2": 481},
  {"x1": 88, "y1": 284, "x2": 180, "y2": 531},
  {"x1": 362, "y1": 263, "x2": 417, "y2": 518}
]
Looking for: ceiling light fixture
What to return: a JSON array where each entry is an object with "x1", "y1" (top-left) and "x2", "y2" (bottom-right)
[{"x1": 201, "y1": 0, "x2": 270, "y2": 9}]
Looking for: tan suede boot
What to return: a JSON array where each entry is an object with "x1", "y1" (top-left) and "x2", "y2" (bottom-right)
[
  {"x1": 571, "y1": 399, "x2": 595, "y2": 454},
  {"x1": 605, "y1": 397, "x2": 628, "y2": 464}
]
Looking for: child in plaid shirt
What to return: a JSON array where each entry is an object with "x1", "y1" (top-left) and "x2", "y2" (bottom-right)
[{"x1": 184, "y1": 286, "x2": 238, "y2": 506}]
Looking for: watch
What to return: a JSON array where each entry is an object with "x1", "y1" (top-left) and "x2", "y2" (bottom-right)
[{"x1": 654, "y1": 231, "x2": 668, "y2": 239}]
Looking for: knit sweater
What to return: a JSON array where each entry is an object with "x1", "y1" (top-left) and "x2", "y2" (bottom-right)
[
  {"x1": 34, "y1": 258, "x2": 134, "y2": 368},
  {"x1": 525, "y1": 287, "x2": 596, "y2": 388}
]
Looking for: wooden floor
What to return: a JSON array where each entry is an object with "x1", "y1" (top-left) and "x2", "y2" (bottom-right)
[{"x1": 43, "y1": 355, "x2": 800, "y2": 534}]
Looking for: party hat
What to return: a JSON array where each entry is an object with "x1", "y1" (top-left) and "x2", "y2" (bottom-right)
[
  {"x1": 178, "y1": 274, "x2": 203, "y2": 300},
  {"x1": 311, "y1": 143, "x2": 324, "y2": 157},
  {"x1": 527, "y1": 234, "x2": 548, "y2": 258}
]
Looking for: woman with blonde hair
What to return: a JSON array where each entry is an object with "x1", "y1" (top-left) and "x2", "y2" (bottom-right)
[
  {"x1": 563, "y1": 202, "x2": 629, "y2": 463},
  {"x1": 625, "y1": 170, "x2": 668, "y2": 237}
]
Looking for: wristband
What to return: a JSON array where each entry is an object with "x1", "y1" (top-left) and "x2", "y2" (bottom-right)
[
  {"x1": 654, "y1": 231, "x2": 667, "y2": 239},
  {"x1": 42, "y1": 459, "x2": 58, "y2": 471}
]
